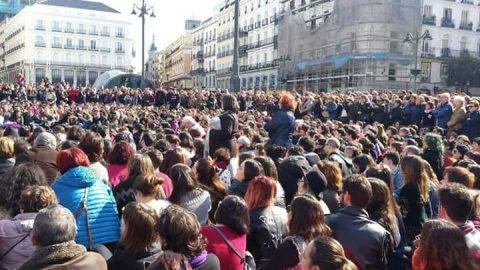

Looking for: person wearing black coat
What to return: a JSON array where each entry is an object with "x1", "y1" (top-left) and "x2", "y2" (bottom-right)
[
  {"x1": 420, "y1": 102, "x2": 435, "y2": 129},
  {"x1": 389, "y1": 100, "x2": 403, "y2": 126},
  {"x1": 460, "y1": 101, "x2": 480, "y2": 141},
  {"x1": 208, "y1": 95, "x2": 239, "y2": 157},
  {"x1": 357, "y1": 98, "x2": 372, "y2": 123},
  {"x1": 277, "y1": 148, "x2": 311, "y2": 206}
]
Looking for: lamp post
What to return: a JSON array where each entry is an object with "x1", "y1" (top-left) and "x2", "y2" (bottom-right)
[
  {"x1": 403, "y1": 30, "x2": 432, "y2": 94},
  {"x1": 131, "y1": 1, "x2": 156, "y2": 89},
  {"x1": 230, "y1": 0, "x2": 241, "y2": 93}
]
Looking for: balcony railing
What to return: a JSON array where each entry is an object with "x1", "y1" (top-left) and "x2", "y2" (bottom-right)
[
  {"x1": 460, "y1": 21, "x2": 473, "y2": 30},
  {"x1": 115, "y1": 48, "x2": 125, "y2": 53},
  {"x1": 217, "y1": 67, "x2": 233, "y2": 75},
  {"x1": 51, "y1": 43, "x2": 62, "y2": 49},
  {"x1": 52, "y1": 27, "x2": 62, "y2": 32},
  {"x1": 248, "y1": 24, "x2": 254, "y2": 31},
  {"x1": 255, "y1": 22, "x2": 261, "y2": 29},
  {"x1": 64, "y1": 28, "x2": 74, "y2": 33},
  {"x1": 441, "y1": 17, "x2": 455, "y2": 28},
  {"x1": 89, "y1": 46, "x2": 98, "y2": 51},
  {"x1": 246, "y1": 35, "x2": 278, "y2": 50},
  {"x1": 116, "y1": 33, "x2": 125, "y2": 38},
  {"x1": 262, "y1": 18, "x2": 269, "y2": 26},
  {"x1": 461, "y1": 0, "x2": 474, "y2": 4},
  {"x1": 423, "y1": 15, "x2": 436, "y2": 26},
  {"x1": 441, "y1": 47, "x2": 451, "y2": 58},
  {"x1": 77, "y1": 29, "x2": 86, "y2": 34},
  {"x1": 35, "y1": 25, "x2": 45, "y2": 31},
  {"x1": 101, "y1": 32, "x2": 110, "y2": 37},
  {"x1": 64, "y1": 44, "x2": 75, "y2": 49},
  {"x1": 100, "y1": 47, "x2": 111, "y2": 52},
  {"x1": 421, "y1": 47, "x2": 436, "y2": 58},
  {"x1": 89, "y1": 30, "x2": 98, "y2": 35},
  {"x1": 76, "y1": 45, "x2": 86, "y2": 50},
  {"x1": 35, "y1": 42, "x2": 46, "y2": 47}
]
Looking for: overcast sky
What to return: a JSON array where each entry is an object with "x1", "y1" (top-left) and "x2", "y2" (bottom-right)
[{"x1": 98, "y1": 0, "x2": 221, "y2": 72}]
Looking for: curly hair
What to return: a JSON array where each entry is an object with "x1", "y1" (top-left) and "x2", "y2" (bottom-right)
[
  {"x1": 423, "y1": 133, "x2": 444, "y2": 154},
  {"x1": 279, "y1": 91, "x2": 297, "y2": 111}
]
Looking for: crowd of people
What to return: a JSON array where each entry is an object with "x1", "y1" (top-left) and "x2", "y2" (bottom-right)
[{"x1": 0, "y1": 81, "x2": 480, "y2": 270}]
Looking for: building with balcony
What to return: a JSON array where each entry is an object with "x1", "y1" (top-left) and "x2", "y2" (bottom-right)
[
  {"x1": 214, "y1": 0, "x2": 236, "y2": 89},
  {"x1": 277, "y1": 0, "x2": 420, "y2": 92},
  {"x1": 191, "y1": 17, "x2": 218, "y2": 89},
  {"x1": 146, "y1": 35, "x2": 164, "y2": 87},
  {"x1": 420, "y1": 0, "x2": 480, "y2": 91},
  {"x1": 0, "y1": 0, "x2": 133, "y2": 86},
  {"x1": 162, "y1": 19, "x2": 200, "y2": 89},
  {"x1": 239, "y1": 0, "x2": 280, "y2": 91}
]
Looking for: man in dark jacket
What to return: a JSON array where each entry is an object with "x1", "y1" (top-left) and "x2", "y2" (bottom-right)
[
  {"x1": 209, "y1": 94, "x2": 239, "y2": 157},
  {"x1": 324, "y1": 138, "x2": 352, "y2": 177},
  {"x1": 389, "y1": 99, "x2": 403, "y2": 125},
  {"x1": 432, "y1": 92, "x2": 453, "y2": 129},
  {"x1": 264, "y1": 107, "x2": 296, "y2": 147},
  {"x1": 460, "y1": 101, "x2": 480, "y2": 141},
  {"x1": 327, "y1": 175, "x2": 389, "y2": 270},
  {"x1": 278, "y1": 146, "x2": 311, "y2": 205},
  {"x1": 16, "y1": 132, "x2": 58, "y2": 184}
]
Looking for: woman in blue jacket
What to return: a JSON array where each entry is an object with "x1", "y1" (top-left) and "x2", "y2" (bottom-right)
[
  {"x1": 264, "y1": 92, "x2": 296, "y2": 147},
  {"x1": 52, "y1": 147, "x2": 120, "y2": 249}
]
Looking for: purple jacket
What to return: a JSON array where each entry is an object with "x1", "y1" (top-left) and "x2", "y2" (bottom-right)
[{"x1": 0, "y1": 213, "x2": 36, "y2": 270}]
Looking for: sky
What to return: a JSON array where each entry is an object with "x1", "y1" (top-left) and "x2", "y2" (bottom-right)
[{"x1": 98, "y1": 0, "x2": 221, "y2": 72}]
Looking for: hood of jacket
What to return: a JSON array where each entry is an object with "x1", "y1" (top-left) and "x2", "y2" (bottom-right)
[
  {"x1": 280, "y1": 155, "x2": 311, "y2": 177},
  {"x1": 55, "y1": 166, "x2": 98, "y2": 189}
]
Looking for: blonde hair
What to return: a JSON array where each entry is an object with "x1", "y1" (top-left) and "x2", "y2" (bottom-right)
[
  {"x1": 20, "y1": 186, "x2": 58, "y2": 213},
  {"x1": 0, "y1": 137, "x2": 14, "y2": 158}
]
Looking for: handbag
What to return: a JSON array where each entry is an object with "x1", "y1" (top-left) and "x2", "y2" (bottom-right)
[
  {"x1": 74, "y1": 187, "x2": 94, "y2": 251},
  {"x1": 211, "y1": 225, "x2": 256, "y2": 270}
]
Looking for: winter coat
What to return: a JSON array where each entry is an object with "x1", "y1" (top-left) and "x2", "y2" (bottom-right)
[
  {"x1": 52, "y1": 166, "x2": 120, "y2": 248},
  {"x1": 0, "y1": 213, "x2": 36, "y2": 270},
  {"x1": 278, "y1": 155, "x2": 312, "y2": 206},
  {"x1": 209, "y1": 111, "x2": 239, "y2": 157},
  {"x1": 420, "y1": 110, "x2": 435, "y2": 128},
  {"x1": 15, "y1": 146, "x2": 58, "y2": 185},
  {"x1": 0, "y1": 156, "x2": 14, "y2": 178},
  {"x1": 390, "y1": 107, "x2": 402, "y2": 125},
  {"x1": 422, "y1": 149, "x2": 444, "y2": 181},
  {"x1": 447, "y1": 106, "x2": 466, "y2": 133},
  {"x1": 432, "y1": 102, "x2": 453, "y2": 129},
  {"x1": 410, "y1": 105, "x2": 425, "y2": 127},
  {"x1": 264, "y1": 108, "x2": 296, "y2": 147},
  {"x1": 460, "y1": 110, "x2": 480, "y2": 141},
  {"x1": 107, "y1": 245, "x2": 159, "y2": 270},
  {"x1": 248, "y1": 206, "x2": 288, "y2": 268}
]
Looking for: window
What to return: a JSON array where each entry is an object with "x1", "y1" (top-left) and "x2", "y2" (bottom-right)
[
  {"x1": 461, "y1": 10, "x2": 469, "y2": 24},
  {"x1": 116, "y1": 27, "x2": 124, "y2": 37},
  {"x1": 91, "y1": 55, "x2": 96, "y2": 64},
  {"x1": 90, "y1": 25, "x2": 97, "y2": 34},
  {"x1": 116, "y1": 57, "x2": 123, "y2": 66},
  {"x1": 35, "y1": 35, "x2": 44, "y2": 44},
  {"x1": 90, "y1": 40, "x2": 97, "y2": 49},
  {"x1": 66, "y1": 38, "x2": 73, "y2": 48},
  {"x1": 36, "y1": 51, "x2": 44, "y2": 60},
  {"x1": 102, "y1": 26, "x2": 108, "y2": 34},
  {"x1": 65, "y1": 53, "x2": 72, "y2": 63},
  {"x1": 444, "y1": 8, "x2": 452, "y2": 20},
  {"x1": 78, "y1": 39, "x2": 84, "y2": 48},
  {"x1": 78, "y1": 54, "x2": 84, "y2": 64},
  {"x1": 421, "y1": 62, "x2": 431, "y2": 81},
  {"x1": 79, "y1": 23, "x2": 85, "y2": 32},
  {"x1": 53, "y1": 21, "x2": 60, "y2": 31},
  {"x1": 36, "y1": 19, "x2": 44, "y2": 29},
  {"x1": 53, "y1": 37, "x2": 60, "y2": 47},
  {"x1": 264, "y1": 53, "x2": 267, "y2": 63},
  {"x1": 460, "y1": 37, "x2": 468, "y2": 51},
  {"x1": 53, "y1": 52, "x2": 60, "y2": 62},
  {"x1": 102, "y1": 56, "x2": 108, "y2": 65},
  {"x1": 116, "y1": 42, "x2": 123, "y2": 52},
  {"x1": 423, "y1": 5, "x2": 432, "y2": 17},
  {"x1": 66, "y1": 22, "x2": 73, "y2": 32}
]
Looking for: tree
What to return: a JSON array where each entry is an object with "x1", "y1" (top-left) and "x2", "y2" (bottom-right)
[{"x1": 446, "y1": 54, "x2": 480, "y2": 87}]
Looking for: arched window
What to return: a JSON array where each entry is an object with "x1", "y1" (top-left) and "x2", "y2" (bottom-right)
[
  {"x1": 441, "y1": 34, "x2": 450, "y2": 57},
  {"x1": 36, "y1": 51, "x2": 44, "y2": 61},
  {"x1": 460, "y1": 36, "x2": 468, "y2": 52},
  {"x1": 102, "y1": 55, "x2": 108, "y2": 65},
  {"x1": 53, "y1": 52, "x2": 60, "y2": 63},
  {"x1": 78, "y1": 54, "x2": 84, "y2": 64},
  {"x1": 65, "y1": 53, "x2": 72, "y2": 63}
]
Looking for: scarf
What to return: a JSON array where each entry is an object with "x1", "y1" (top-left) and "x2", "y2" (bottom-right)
[
  {"x1": 17, "y1": 240, "x2": 86, "y2": 270},
  {"x1": 188, "y1": 250, "x2": 207, "y2": 268}
]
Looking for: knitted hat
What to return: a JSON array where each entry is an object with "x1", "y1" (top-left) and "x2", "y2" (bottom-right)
[
  {"x1": 34, "y1": 132, "x2": 57, "y2": 149},
  {"x1": 305, "y1": 170, "x2": 328, "y2": 197}
]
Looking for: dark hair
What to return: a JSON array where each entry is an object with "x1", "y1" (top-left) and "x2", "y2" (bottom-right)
[
  {"x1": 287, "y1": 145, "x2": 304, "y2": 156},
  {"x1": 238, "y1": 152, "x2": 254, "y2": 166},
  {"x1": 345, "y1": 128, "x2": 358, "y2": 140},
  {"x1": 66, "y1": 126, "x2": 85, "y2": 141},
  {"x1": 154, "y1": 139, "x2": 172, "y2": 153},
  {"x1": 265, "y1": 145, "x2": 287, "y2": 162},
  {"x1": 14, "y1": 139, "x2": 30, "y2": 157},
  {"x1": 214, "y1": 195, "x2": 250, "y2": 235},
  {"x1": 222, "y1": 94, "x2": 239, "y2": 113},
  {"x1": 416, "y1": 219, "x2": 479, "y2": 270},
  {"x1": 109, "y1": 141, "x2": 134, "y2": 165},
  {"x1": 352, "y1": 154, "x2": 375, "y2": 174},
  {"x1": 147, "y1": 251, "x2": 192, "y2": 270},
  {"x1": 156, "y1": 205, "x2": 207, "y2": 258},
  {"x1": 241, "y1": 159, "x2": 264, "y2": 182},
  {"x1": 179, "y1": 132, "x2": 193, "y2": 150},
  {"x1": 0, "y1": 163, "x2": 47, "y2": 216},
  {"x1": 168, "y1": 164, "x2": 199, "y2": 204},
  {"x1": 141, "y1": 132, "x2": 156, "y2": 147},
  {"x1": 307, "y1": 236, "x2": 357, "y2": 270},
  {"x1": 163, "y1": 149, "x2": 185, "y2": 175},
  {"x1": 79, "y1": 131, "x2": 104, "y2": 163},
  {"x1": 194, "y1": 158, "x2": 227, "y2": 199},
  {"x1": 365, "y1": 165, "x2": 394, "y2": 192},
  {"x1": 343, "y1": 175, "x2": 372, "y2": 208},
  {"x1": 289, "y1": 194, "x2": 331, "y2": 241},
  {"x1": 438, "y1": 183, "x2": 474, "y2": 224},
  {"x1": 133, "y1": 174, "x2": 165, "y2": 198},
  {"x1": 299, "y1": 137, "x2": 315, "y2": 153},
  {"x1": 213, "y1": 147, "x2": 231, "y2": 163},
  {"x1": 145, "y1": 149, "x2": 164, "y2": 170},
  {"x1": 383, "y1": 151, "x2": 400, "y2": 166},
  {"x1": 121, "y1": 202, "x2": 159, "y2": 255},
  {"x1": 469, "y1": 165, "x2": 480, "y2": 189},
  {"x1": 254, "y1": 156, "x2": 278, "y2": 180}
]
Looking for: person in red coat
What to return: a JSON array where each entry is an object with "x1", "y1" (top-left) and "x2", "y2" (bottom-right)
[
  {"x1": 201, "y1": 195, "x2": 249, "y2": 270},
  {"x1": 68, "y1": 88, "x2": 80, "y2": 104}
]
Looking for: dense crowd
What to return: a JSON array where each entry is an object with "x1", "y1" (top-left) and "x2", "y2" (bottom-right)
[{"x1": 0, "y1": 81, "x2": 480, "y2": 270}]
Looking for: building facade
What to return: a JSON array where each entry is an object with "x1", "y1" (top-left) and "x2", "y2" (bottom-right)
[
  {"x1": 146, "y1": 35, "x2": 164, "y2": 86},
  {"x1": 239, "y1": 0, "x2": 280, "y2": 91},
  {"x1": 191, "y1": 17, "x2": 218, "y2": 89},
  {"x1": 420, "y1": 0, "x2": 480, "y2": 92},
  {"x1": 214, "y1": 0, "x2": 236, "y2": 90},
  {"x1": 0, "y1": 0, "x2": 133, "y2": 86},
  {"x1": 162, "y1": 20, "x2": 200, "y2": 89}
]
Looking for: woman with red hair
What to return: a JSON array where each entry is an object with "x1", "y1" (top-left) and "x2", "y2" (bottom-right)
[
  {"x1": 264, "y1": 92, "x2": 297, "y2": 147},
  {"x1": 52, "y1": 148, "x2": 120, "y2": 250},
  {"x1": 245, "y1": 176, "x2": 288, "y2": 268}
]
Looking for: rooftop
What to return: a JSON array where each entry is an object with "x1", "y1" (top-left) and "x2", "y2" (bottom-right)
[{"x1": 37, "y1": 0, "x2": 120, "y2": 14}]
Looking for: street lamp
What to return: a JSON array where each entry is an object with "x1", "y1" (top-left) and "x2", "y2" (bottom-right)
[
  {"x1": 230, "y1": 0, "x2": 241, "y2": 93},
  {"x1": 131, "y1": 1, "x2": 156, "y2": 89},
  {"x1": 403, "y1": 30, "x2": 432, "y2": 94}
]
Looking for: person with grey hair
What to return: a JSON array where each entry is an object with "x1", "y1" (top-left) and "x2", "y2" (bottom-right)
[
  {"x1": 432, "y1": 92, "x2": 453, "y2": 129},
  {"x1": 15, "y1": 132, "x2": 59, "y2": 184},
  {"x1": 182, "y1": 116, "x2": 206, "y2": 137},
  {"x1": 447, "y1": 95, "x2": 466, "y2": 136},
  {"x1": 401, "y1": 145, "x2": 421, "y2": 158},
  {"x1": 17, "y1": 205, "x2": 107, "y2": 270},
  {"x1": 323, "y1": 138, "x2": 352, "y2": 177}
]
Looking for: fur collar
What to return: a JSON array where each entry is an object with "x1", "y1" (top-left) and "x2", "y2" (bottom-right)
[{"x1": 18, "y1": 240, "x2": 86, "y2": 270}]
